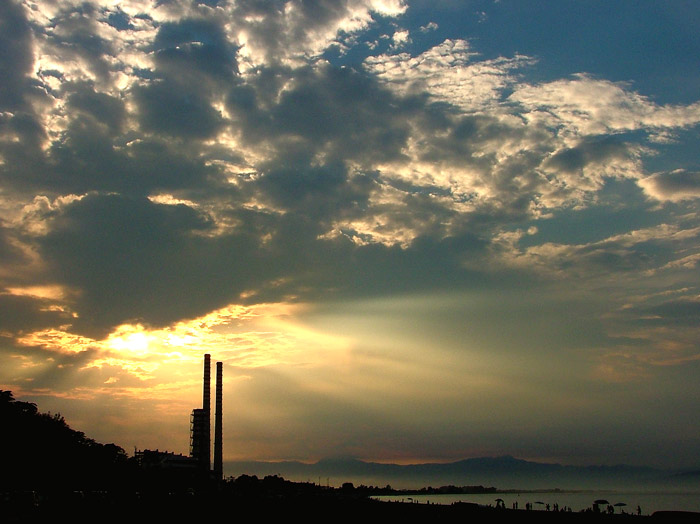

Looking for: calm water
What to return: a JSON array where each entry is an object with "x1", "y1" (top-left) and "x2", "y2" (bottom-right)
[{"x1": 375, "y1": 491, "x2": 700, "y2": 515}]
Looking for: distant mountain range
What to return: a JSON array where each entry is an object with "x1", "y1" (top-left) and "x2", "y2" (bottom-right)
[{"x1": 224, "y1": 455, "x2": 700, "y2": 491}]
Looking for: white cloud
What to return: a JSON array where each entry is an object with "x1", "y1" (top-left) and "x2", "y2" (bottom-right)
[
  {"x1": 365, "y1": 39, "x2": 533, "y2": 112},
  {"x1": 390, "y1": 28, "x2": 410, "y2": 50},
  {"x1": 226, "y1": 0, "x2": 407, "y2": 68},
  {"x1": 510, "y1": 74, "x2": 700, "y2": 140}
]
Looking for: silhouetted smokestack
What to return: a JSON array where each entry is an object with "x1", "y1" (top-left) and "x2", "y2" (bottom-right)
[
  {"x1": 214, "y1": 361, "x2": 223, "y2": 480},
  {"x1": 202, "y1": 353, "x2": 211, "y2": 471}
]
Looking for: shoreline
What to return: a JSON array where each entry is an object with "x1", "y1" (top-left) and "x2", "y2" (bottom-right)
[
  {"x1": 5, "y1": 489, "x2": 699, "y2": 523},
  {"x1": 372, "y1": 490, "x2": 700, "y2": 516}
]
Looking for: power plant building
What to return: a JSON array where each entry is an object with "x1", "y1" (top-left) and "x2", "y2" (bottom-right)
[
  {"x1": 190, "y1": 353, "x2": 224, "y2": 480},
  {"x1": 189, "y1": 408, "x2": 208, "y2": 467},
  {"x1": 135, "y1": 353, "x2": 224, "y2": 484}
]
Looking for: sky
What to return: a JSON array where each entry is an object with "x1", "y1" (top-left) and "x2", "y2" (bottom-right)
[{"x1": 1, "y1": 0, "x2": 699, "y2": 472}]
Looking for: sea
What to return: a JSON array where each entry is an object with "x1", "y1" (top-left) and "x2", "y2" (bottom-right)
[{"x1": 374, "y1": 491, "x2": 700, "y2": 515}]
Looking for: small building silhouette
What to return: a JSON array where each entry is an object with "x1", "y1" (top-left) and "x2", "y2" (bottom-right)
[{"x1": 134, "y1": 449, "x2": 198, "y2": 471}]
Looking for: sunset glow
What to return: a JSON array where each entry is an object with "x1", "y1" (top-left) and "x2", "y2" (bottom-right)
[{"x1": 1, "y1": 0, "x2": 699, "y2": 471}]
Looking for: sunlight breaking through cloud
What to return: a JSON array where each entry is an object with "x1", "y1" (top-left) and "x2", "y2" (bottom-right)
[{"x1": 1, "y1": 0, "x2": 699, "y2": 469}]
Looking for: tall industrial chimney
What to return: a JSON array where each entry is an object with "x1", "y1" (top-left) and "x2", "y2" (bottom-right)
[
  {"x1": 202, "y1": 353, "x2": 211, "y2": 471},
  {"x1": 214, "y1": 361, "x2": 223, "y2": 480},
  {"x1": 190, "y1": 354, "x2": 212, "y2": 472}
]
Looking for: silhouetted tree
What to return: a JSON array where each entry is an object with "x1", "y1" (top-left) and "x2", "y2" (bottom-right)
[{"x1": 0, "y1": 390, "x2": 129, "y2": 491}]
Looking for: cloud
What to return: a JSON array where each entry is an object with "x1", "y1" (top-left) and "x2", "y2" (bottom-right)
[
  {"x1": 135, "y1": 81, "x2": 227, "y2": 138},
  {"x1": 221, "y1": 0, "x2": 407, "y2": 67},
  {"x1": 0, "y1": 0, "x2": 34, "y2": 110},
  {"x1": 0, "y1": 292, "x2": 71, "y2": 334},
  {"x1": 0, "y1": 219, "x2": 30, "y2": 271},
  {"x1": 150, "y1": 16, "x2": 239, "y2": 89},
  {"x1": 600, "y1": 291, "x2": 700, "y2": 371},
  {"x1": 66, "y1": 83, "x2": 128, "y2": 134},
  {"x1": 639, "y1": 169, "x2": 700, "y2": 202},
  {"x1": 639, "y1": 296, "x2": 700, "y2": 327},
  {"x1": 1, "y1": 1, "x2": 700, "y2": 468},
  {"x1": 390, "y1": 28, "x2": 410, "y2": 50},
  {"x1": 509, "y1": 74, "x2": 700, "y2": 138},
  {"x1": 23, "y1": 182, "x2": 500, "y2": 338},
  {"x1": 1, "y1": 6, "x2": 698, "y2": 340},
  {"x1": 236, "y1": 62, "x2": 417, "y2": 165},
  {"x1": 35, "y1": 193, "x2": 243, "y2": 337},
  {"x1": 365, "y1": 39, "x2": 530, "y2": 111},
  {"x1": 40, "y1": 1, "x2": 117, "y2": 83},
  {"x1": 543, "y1": 137, "x2": 636, "y2": 175},
  {"x1": 509, "y1": 223, "x2": 700, "y2": 279}
]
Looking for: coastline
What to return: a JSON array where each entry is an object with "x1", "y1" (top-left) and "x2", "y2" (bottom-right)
[
  {"x1": 373, "y1": 490, "x2": 700, "y2": 516},
  {"x1": 6, "y1": 489, "x2": 699, "y2": 524}
]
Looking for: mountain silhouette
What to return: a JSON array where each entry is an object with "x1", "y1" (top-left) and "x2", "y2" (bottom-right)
[{"x1": 225, "y1": 455, "x2": 687, "y2": 490}]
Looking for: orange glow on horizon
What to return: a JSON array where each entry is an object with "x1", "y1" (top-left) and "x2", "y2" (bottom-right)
[{"x1": 15, "y1": 301, "x2": 352, "y2": 386}]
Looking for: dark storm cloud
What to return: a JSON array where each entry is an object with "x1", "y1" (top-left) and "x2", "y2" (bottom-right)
[
  {"x1": 0, "y1": 111, "x2": 46, "y2": 152},
  {"x1": 419, "y1": 113, "x2": 540, "y2": 166},
  {"x1": 50, "y1": 125, "x2": 225, "y2": 195},
  {"x1": 134, "y1": 17, "x2": 238, "y2": 139},
  {"x1": 277, "y1": 67, "x2": 416, "y2": 162},
  {"x1": 44, "y1": 116, "x2": 137, "y2": 194},
  {"x1": 5, "y1": 0, "x2": 511, "y2": 340},
  {"x1": 37, "y1": 193, "x2": 236, "y2": 337},
  {"x1": 256, "y1": 162, "x2": 375, "y2": 222},
  {"x1": 228, "y1": 63, "x2": 418, "y2": 164},
  {"x1": 340, "y1": 232, "x2": 492, "y2": 293},
  {"x1": 0, "y1": 222, "x2": 19, "y2": 264},
  {"x1": 641, "y1": 169, "x2": 700, "y2": 201},
  {"x1": 629, "y1": 297, "x2": 700, "y2": 328},
  {"x1": 66, "y1": 83, "x2": 127, "y2": 134},
  {"x1": 0, "y1": 1, "x2": 49, "y2": 189},
  {"x1": 2, "y1": 99, "x2": 223, "y2": 197},
  {"x1": 152, "y1": 17, "x2": 239, "y2": 84},
  {"x1": 544, "y1": 137, "x2": 634, "y2": 174},
  {"x1": 0, "y1": 0, "x2": 34, "y2": 110},
  {"x1": 135, "y1": 81, "x2": 226, "y2": 139},
  {"x1": 1, "y1": 0, "x2": 697, "y2": 347},
  {"x1": 27, "y1": 187, "x2": 498, "y2": 338},
  {"x1": 248, "y1": 221, "x2": 493, "y2": 305},
  {"x1": 122, "y1": 138, "x2": 228, "y2": 193},
  {"x1": 1, "y1": 344, "x2": 102, "y2": 393},
  {"x1": 0, "y1": 219, "x2": 36, "y2": 278},
  {"x1": 43, "y1": 87, "x2": 127, "y2": 190},
  {"x1": 7, "y1": 52, "x2": 551, "y2": 340},
  {"x1": 43, "y1": 2, "x2": 115, "y2": 81},
  {"x1": 0, "y1": 293, "x2": 70, "y2": 333}
]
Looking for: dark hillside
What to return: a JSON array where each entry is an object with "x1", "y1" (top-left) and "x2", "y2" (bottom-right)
[{"x1": 0, "y1": 390, "x2": 130, "y2": 490}]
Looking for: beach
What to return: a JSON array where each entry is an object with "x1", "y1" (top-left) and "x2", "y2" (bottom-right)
[
  {"x1": 374, "y1": 491, "x2": 700, "y2": 515},
  {"x1": 6, "y1": 489, "x2": 699, "y2": 524}
]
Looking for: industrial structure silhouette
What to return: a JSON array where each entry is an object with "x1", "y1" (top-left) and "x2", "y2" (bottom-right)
[
  {"x1": 134, "y1": 354, "x2": 223, "y2": 481},
  {"x1": 191, "y1": 354, "x2": 223, "y2": 480}
]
